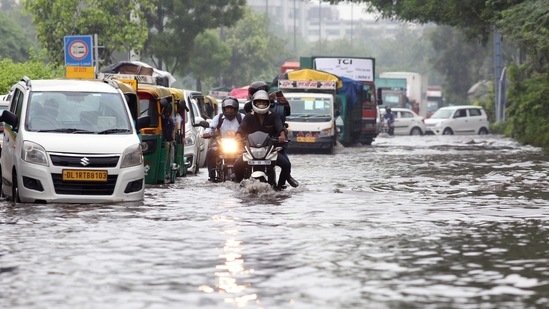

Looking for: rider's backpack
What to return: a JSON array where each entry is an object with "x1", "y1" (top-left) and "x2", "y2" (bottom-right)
[{"x1": 216, "y1": 113, "x2": 242, "y2": 131}]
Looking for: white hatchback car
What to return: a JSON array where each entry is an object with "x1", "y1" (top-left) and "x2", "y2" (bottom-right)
[
  {"x1": 181, "y1": 90, "x2": 209, "y2": 175},
  {"x1": 425, "y1": 105, "x2": 489, "y2": 135},
  {"x1": 380, "y1": 107, "x2": 426, "y2": 135},
  {"x1": 1, "y1": 77, "x2": 146, "y2": 203}
]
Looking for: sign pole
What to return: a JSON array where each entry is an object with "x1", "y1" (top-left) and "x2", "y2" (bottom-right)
[{"x1": 94, "y1": 34, "x2": 99, "y2": 78}]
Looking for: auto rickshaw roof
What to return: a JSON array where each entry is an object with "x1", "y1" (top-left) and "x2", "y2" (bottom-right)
[
  {"x1": 168, "y1": 88, "x2": 185, "y2": 101},
  {"x1": 138, "y1": 83, "x2": 173, "y2": 99}
]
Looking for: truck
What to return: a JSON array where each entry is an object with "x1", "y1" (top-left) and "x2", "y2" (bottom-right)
[
  {"x1": 425, "y1": 86, "x2": 444, "y2": 118},
  {"x1": 375, "y1": 77, "x2": 415, "y2": 112},
  {"x1": 379, "y1": 72, "x2": 428, "y2": 118},
  {"x1": 273, "y1": 69, "x2": 342, "y2": 154},
  {"x1": 300, "y1": 56, "x2": 382, "y2": 145}
]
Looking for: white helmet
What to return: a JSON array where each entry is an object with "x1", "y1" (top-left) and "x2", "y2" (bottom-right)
[{"x1": 252, "y1": 90, "x2": 270, "y2": 114}]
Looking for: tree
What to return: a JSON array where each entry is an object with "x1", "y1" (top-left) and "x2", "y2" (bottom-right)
[
  {"x1": 188, "y1": 30, "x2": 232, "y2": 91},
  {"x1": 0, "y1": 2, "x2": 38, "y2": 62},
  {"x1": 322, "y1": 0, "x2": 525, "y2": 42},
  {"x1": 220, "y1": 8, "x2": 290, "y2": 88},
  {"x1": 141, "y1": 0, "x2": 246, "y2": 76},
  {"x1": 24, "y1": 0, "x2": 152, "y2": 66},
  {"x1": 427, "y1": 26, "x2": 492, "y2": 104}
]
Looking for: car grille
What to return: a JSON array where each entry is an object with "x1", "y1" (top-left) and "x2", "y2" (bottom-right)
[
  {"x1": 50, "y1": 155, "x2": 119, "y2": 168},
  {"x1": 49, "y1": 154, "x2": 120, "y2": 195},
  {"x1": 51, "y1": 174, "x2": 118, "y2": 195}
]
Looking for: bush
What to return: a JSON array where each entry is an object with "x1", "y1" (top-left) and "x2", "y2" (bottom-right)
[{"x1": 0, "y1": 50, "x2": 63, "y2": 94}]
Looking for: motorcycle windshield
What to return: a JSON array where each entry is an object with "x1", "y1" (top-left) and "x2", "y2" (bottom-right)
[{"x1": 247, "y1": 131, "x2": 270, "y2": 147}]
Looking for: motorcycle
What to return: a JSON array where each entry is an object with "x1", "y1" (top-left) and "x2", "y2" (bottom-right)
[
  {"x1": 382, "y1": 118, "x2": 395, "y2": 136},
  {"x1": 204, "y1": 130, "x2": 242, "y2": 182},
  {"x1": 213, "y1": 133, "x2": 241, "y2": 182},
  {"x1": 241, "y1": 131, "x2": 284, "y2": 186}
]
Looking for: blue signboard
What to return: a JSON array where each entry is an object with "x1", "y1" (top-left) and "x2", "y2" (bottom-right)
[{"x1": 64, "y1": 35, "x2": 93, "y2": 67}]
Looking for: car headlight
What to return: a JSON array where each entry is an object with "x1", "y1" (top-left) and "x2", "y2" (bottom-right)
[
  {"x1": 21, "y1": 141, "x2": 48, "y2": 166},
  {"x1": 184, "y1": 130, "x2": 195, "y2": 146},
  {"x1": 185, "y1": 135, "x2": 195, "y2": 146},
  {"x1": 121, "y1": 143, "x2": 143, "y2": 168}
]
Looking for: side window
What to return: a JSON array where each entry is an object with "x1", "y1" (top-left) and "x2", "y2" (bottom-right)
[
  {"x1": 11, "y1": 88, "x2": 25, "y2": 130},
  {"x1": 469, "y1": 108, "x2": 481, "y2": 117},
  {"x1": 455, "y1": 109, "x2": 467, "y2": 118},
  {"x1": 401, "y1": 111, "x2": 413, "y2": 118}
]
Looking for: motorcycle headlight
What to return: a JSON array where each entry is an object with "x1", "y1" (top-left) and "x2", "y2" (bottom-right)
[
  {"x1": 21, "y1": 141, "x2": 48, "y2": 166},
  {"x1": 250, "y1": 146, "x2": 268, "y2": 159},
  {"x1": 121, "y1": 144, "x2": 143, "y2": 168},
  {"x1": 220, "y1": 138, "x2": 239, "y2": 154}
]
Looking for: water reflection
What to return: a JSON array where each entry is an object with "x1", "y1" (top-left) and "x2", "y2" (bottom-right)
[{"x1": 199, "y1": 197, "x2": 259, "y2": 308}]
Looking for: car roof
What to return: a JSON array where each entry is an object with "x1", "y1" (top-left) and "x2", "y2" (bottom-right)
[
  {"x1": 441, "y1": 105, "x2": 483, "y2": 110},
  {"x1": 24, "y1": 79, "x2": 120, "y2": 93}
]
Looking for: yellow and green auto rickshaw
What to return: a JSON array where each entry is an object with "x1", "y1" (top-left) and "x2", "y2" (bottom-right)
[
  {"x1": 168, "y1": 87, "x2": 189, "y2": 177},
  {"x1": 137, "y1": 83, "x2": 179, "y2": 184}
]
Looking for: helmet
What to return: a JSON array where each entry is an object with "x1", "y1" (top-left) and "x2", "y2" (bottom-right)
[
  {"x1": 252, "y1": 90, "x2": 270, "y2": 114},
  {"x1": 221, "y1": 96, "x2": 239, "y2": 120},
  {"x1": 248, "y1": 81, "x2": 270, "y2": 99},
  {"x1": 385, "y1": 106, "x2": 392, "y2": 113}
]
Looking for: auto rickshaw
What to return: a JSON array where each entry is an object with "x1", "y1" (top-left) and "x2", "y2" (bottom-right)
[
  {"x1": 168, "y1": 87, "x2": 189, "y2": 177},
  {"x1": 137, "y1": 83, "x2": 180, "y2": 184}
]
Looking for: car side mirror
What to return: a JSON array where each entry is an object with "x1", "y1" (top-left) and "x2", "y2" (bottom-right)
[
  {"x1": 377, "y1": 88, "x2": 383, "y2": 105},
  {"x1": 1, "y1": 110, "x2": 18, "y2": 128}
]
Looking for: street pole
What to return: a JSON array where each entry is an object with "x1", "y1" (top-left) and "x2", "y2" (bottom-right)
[
  {"x1": 293, "y1": 0, "x2": 297, "y2": 53},
  {"x1": 493, "y1": 28, "x2": 503, "y2": 123}
]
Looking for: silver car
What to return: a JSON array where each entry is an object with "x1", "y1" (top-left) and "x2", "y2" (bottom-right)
[{"x1": 380, "y1": 107, "x2": 426, "y2": 135}]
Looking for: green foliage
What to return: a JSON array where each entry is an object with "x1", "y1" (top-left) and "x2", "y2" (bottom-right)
[
  {"x1": 141, "y1": 0, "x2": 246, "y2": 75},
  {"x1": 221, "y1": 9, "x2": 289, "y2": 88},
  {"x1": 0, "y1": 51, "x2": 64, "y2": 94},
  {"x1": 24, "y1": 0, "x2": 151, "y2": 67},
  {"x1": 497, "y1": 0, "x2": 549, "y2": 72},
  {"x1": 188, "y1": 30, "x2": 232, "y2": 91},
  {"x1": 428, "y1": 26, "x2": 492, "y2": 104},
  {"x1": 0, "y1": 3, "x2": 38, "y2": 62},
  {"x1": 505, "y1": 63, "x2": 549, "y2": 148}
]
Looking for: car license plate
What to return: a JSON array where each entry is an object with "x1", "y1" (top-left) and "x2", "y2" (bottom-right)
[
  {"x1": 248, "y1": 160, "x2": 271, "y2": 165},
  {"x1": 62, "y1": 169, "x2": 108, "y2": 182},
  {"x1": 297, "y1": 136, "x2": 316, "y2": 143}
]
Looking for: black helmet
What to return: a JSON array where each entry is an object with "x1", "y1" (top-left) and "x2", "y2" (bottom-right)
[
  {"x1": 385, "y1": 106, "x2": 392, "y2": 113},
  {"x1": 248, "y1": 81, "x2": 270, "y2": 99},
  {"x1": 221, "y1": 96, "x2": 239, "y2": 120}
]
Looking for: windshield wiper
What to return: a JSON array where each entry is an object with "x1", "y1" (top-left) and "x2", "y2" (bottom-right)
[
  {"x1": 36, "y1": 128, "x2": 95, "y2": 134},
  {"x1": 97, "y1": 128, "x2": 131, "y2": 134}
]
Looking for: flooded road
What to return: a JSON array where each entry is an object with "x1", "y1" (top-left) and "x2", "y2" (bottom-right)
[{"x1": 1, "y1": 134, "x2": 548, "y2": 309}]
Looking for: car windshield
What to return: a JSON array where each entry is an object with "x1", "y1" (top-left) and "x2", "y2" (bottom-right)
[
  {"x1": 430, "y1": 108, "x2": 454, "y2": 119},
  {"x1": 287, "y1": 96, "x2": 332, "y2": 122},
  {"x1": 26, "y1": 91, "x2": 132, "y2": 133}
]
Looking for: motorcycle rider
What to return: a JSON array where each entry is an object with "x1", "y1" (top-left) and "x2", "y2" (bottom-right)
[
  {"x1": 203, "y1": 96, "x2": 245, "y2": 182},
  {"x1": 383, "y1": 106, "x2": 395, "y2": 136},
  {"x1": 243, "y1": 81, "x2": 298, "y2": 188},
  {"x1": 233, "y1": 90, "x2": 292, "y2": 190}
]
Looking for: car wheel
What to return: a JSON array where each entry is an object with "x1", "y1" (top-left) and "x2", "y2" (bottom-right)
[
  {"x1": 12, "y1": 170, "x2": 20, "y2": 203},
  {"x1": 443, "y1": 128, "x2": 454, "y2": 135},
  {"x1": 0, "y1": 165, "x2": 3, "y2": 198},
  {"x1": 410, "y1": 127, "x2": 422, "y2": 135},
  {"x1": 478, "y1": 127, "x2": 489, "y2": 135},
  {"x1": 194, "y1": 154, "x2": 200, "y2": 175}
]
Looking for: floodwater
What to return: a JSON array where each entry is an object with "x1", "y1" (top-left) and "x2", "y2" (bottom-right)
[{"x1": 1, "y1": 134, "x2": 548, "y2": 309}]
